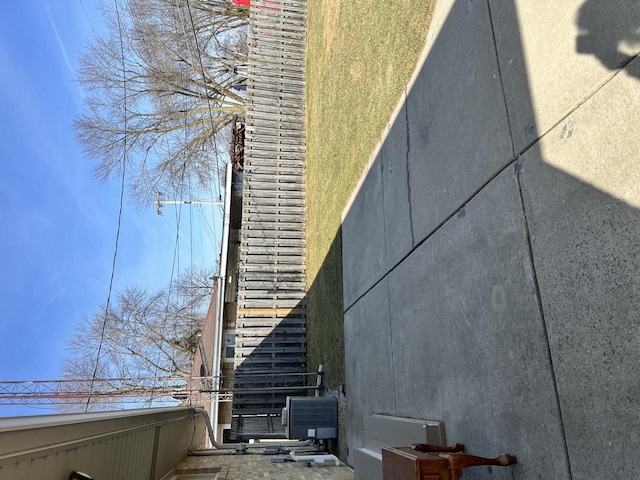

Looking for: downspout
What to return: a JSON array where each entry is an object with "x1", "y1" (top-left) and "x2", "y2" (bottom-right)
[{"x1": 209, "y1": 161, "x2": 233, "y2": 446}]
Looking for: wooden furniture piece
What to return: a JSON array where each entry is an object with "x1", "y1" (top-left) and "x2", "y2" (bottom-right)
[
  {"x1": 382, "y1": 443, "x2": 516, "y2": 480},
  {"x1": 354, "y1": 415, "x2": 446, "y2": 480}
]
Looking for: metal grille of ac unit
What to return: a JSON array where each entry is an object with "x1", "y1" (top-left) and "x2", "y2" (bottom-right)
[{"x1": 284, "y1": 396, "x2": 338, "y2": 439}]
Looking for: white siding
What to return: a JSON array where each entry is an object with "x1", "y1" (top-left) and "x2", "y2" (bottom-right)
[{"x1": 0, "y1": 407, "x2": 206, "y2": 480}]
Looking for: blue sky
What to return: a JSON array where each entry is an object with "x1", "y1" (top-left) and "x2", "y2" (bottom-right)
[{"x1": 0, "y1": 1, "x2": 221, "y2": 416}]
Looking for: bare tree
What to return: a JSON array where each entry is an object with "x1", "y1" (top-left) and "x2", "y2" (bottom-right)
[
  {"x1": 75, "y1": 0, "x2": 249, "y2": 204},
  {"x1": 60, "y1": 267, "x2": 215, "y2": 410}
]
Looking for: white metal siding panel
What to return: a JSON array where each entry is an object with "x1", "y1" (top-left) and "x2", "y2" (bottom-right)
[{"x1": 0, "y1": 408, "x2": 206, "y2": 480}]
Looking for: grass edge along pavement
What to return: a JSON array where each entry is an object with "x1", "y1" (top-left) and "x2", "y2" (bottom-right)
[{"x1": 305, "y1": 1, "x2": 434, "y2": 389}]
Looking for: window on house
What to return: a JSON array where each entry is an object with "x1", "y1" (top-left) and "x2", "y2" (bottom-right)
[{"x1": 224, "y1": 331, "x2": 236, "y2": 362}]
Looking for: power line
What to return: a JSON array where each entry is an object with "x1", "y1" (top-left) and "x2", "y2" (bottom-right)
[
  {"x1": 195, "y1": 204, "x2": 219, "y2": 252},
  {"x1": 85, "y1": 0, "x2": 128, "y2": 412},
  {"x1": 189, "y1": 179, "x2": 195, "y2": 278},
  {"x1": 0, "y1": 373, "x2": 321, "y2": 406},
  {"x1": 183, "y1": 0, "x2": 225, "y2": 199},
  {"x1": 79, "y1": 0, "x2": 97, "y2": 35},
  {"x1": 79, "y1": 0, "x2": 226, "y2": 411},
  {"x1": 146, "y1": 168, "x2": 185, "y2": 404},
  {"x1": 148, "y1": 4, "x2": 194, "y2": 402},
  {"x1": 181, "y1": 0, "x2": 226, "y2": 278}
]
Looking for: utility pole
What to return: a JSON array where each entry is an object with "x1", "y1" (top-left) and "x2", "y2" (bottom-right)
[{"x1": 155, "y1": 191, "x2": 223, "y2": 215}]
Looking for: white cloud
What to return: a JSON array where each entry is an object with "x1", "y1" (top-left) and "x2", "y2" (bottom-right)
[{"x1": 43, "y1": 1, "x2": 85, "y2": 99}]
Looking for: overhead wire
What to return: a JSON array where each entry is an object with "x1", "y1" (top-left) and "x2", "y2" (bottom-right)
[
  {"x1": 147, "y1": 0, "x2": 195, "y2": 406},
  {"x1": 183, "y1": 0, "x2": 225, "y2": 201},
  {"x1": 184, "y1": 0, "x2": 227, "y2": 277},
  {"x1": 188, "y1": 177, "x2": 196, "y2": 343},
  {"x1": 144, "y1": 161, "x2": 186, "y2": 407},
  {"x1": 80, "y1": 0, "x2": 226, "y2": 410},
  {"x1": 148, "y1": 0, "x2": 228, "y2": 404},
  {"x1": 111, "y1": 0, "x2": 228, "y2": 406},
  {"x1": 79, "y1": 0, "x2": 98, "y2": 35},
  {"x1": 174, "y1": 0, "x2": 225, "y2": 271},
  {"x1": 85, "y1": 0, "x2": 128, "y2": 412},
  {"x1": 195, "y1": 204, "x2": 219, "y2": 252},
  {"x1": 146, "y1": 140, "x2": 187, "y2": 406}
]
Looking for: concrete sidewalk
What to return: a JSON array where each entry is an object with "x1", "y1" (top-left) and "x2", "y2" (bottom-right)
[{"x1": 341, "y1": 1, "x2": 640, "y2": 478}]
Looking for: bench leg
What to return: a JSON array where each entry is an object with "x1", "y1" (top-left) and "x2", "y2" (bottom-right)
[{"x1": 441, "y1": 452, "x2": 517, "y2": 470}]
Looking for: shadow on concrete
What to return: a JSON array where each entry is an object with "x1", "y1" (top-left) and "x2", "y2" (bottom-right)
[
  {"x1": 339, "y1": 0, "x2": 640, "y2": 478},
  {"x1": 576, "y1": 0, "x2": 640, "y2": 75}
]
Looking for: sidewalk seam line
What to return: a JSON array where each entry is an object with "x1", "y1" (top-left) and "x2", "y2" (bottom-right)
[
  {"x1": 404, "y1": 97, "x2": 416, "y2": 246},
  {"x1": 515, "y1": 53, "x2": 640, "y2": 158},
  {"x1": 486, "y1": 0, "x2": 516, "y2": 159},
  {"x1": 344, "y1": 156, "x2": 516, "y2": 314},
  {"x1": 515, "y1": 165, "x2": 574, "y2": 480},
  {"x1": 345, "y1": 53, "x2": 640, "y2": 314},
  {"x1": 344, "y1": 1, "x2": 520, "y2": 314},
  {"x1": 378, "y1": 119, "x2": 398, "y2": 412},
  {"x1": 386, "y1": 278, "x2": 397, "y2": 413}
]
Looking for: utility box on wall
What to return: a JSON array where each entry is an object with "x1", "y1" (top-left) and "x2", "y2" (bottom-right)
[{"x1": 282, "y1": 396, "x2": 338, "y2": 440}]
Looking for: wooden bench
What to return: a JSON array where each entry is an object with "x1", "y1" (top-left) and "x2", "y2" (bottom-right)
[{"x1": 382, "y1": 443, "x2": 516, "y2": 479}]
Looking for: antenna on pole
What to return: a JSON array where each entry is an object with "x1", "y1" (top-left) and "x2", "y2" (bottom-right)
[{"x1": 156, "y1": 191, "x2": 222, "y2": 215}]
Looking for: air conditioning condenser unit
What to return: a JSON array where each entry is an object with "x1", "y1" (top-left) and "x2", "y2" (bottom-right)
[{"x1": 282, "y1": 396, "x2": 338, "y2": 440}]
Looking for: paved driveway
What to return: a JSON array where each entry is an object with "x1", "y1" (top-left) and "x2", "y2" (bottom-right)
[{"x1": 341, "y1": 1, "x2": 640, "y2": 478}]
